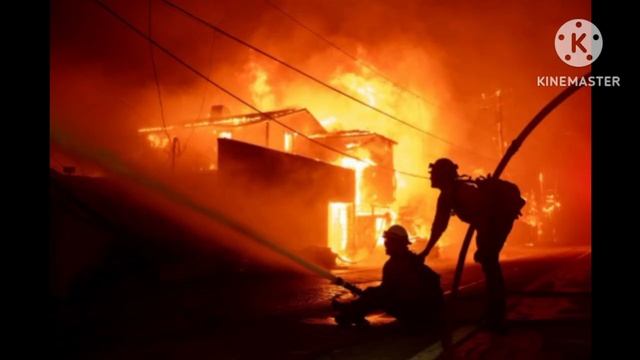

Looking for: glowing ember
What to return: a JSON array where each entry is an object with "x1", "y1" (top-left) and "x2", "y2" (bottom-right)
[{"x1": 146, "y1": 133, "x2": 169, "y2": 149}]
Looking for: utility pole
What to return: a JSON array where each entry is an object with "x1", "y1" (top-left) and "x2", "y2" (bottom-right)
[{"x1": 480, "y1": 89, "x2": 506, "y2": 157}]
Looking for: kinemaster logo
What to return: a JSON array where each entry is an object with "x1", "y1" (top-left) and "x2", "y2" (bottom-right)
[{"x1": 537, "y1": 18, "x2": 620, "y2": 87}]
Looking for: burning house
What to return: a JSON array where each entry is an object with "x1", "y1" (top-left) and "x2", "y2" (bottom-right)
[
  {"x1": 306, "y1": 130, "x2": 397, "y2": 257},
  {"x1": 137, "y1": 107, "x2": 397, "y2": 263}
]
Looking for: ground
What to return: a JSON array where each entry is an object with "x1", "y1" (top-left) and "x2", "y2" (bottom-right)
[{"x1": 53, "y1": 244, "x2": 590, "y2": 359}]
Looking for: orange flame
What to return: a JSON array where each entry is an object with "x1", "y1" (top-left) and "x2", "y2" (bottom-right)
[{"x1": 249, "y1": 62, "x2": 276, "y2": 110}]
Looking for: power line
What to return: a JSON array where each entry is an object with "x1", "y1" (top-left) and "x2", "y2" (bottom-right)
[
  {"x1": 93, "y1": 0, "x2": 430, "y2": 180},
  {"x1": 159, "y1": 0, "x2": 494, "y2": 162}
]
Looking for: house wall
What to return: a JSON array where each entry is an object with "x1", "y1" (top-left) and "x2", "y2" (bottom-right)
[{"x1": 216, "y1": 138, "x2": 355, "y2": 251}]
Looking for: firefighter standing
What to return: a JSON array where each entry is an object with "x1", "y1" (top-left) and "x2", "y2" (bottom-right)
[{"x1": 419, "y1": 158, "x2": 524, "y2": 332}]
